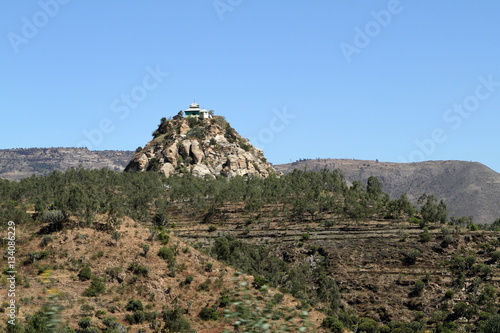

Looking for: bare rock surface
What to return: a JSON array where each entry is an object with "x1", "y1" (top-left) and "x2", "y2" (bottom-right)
[{"x1": 125, "y1": 116, "x2": 276, "y2": 179}]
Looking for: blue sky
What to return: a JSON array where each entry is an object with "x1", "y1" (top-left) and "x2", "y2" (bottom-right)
[{"x1": 1, "y1": 1, "x2": 500, "y2": 172}]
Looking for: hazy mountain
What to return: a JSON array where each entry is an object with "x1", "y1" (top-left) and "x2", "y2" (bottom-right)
[
  {"x1": 275, "y1": 159, "x2": 500, "y2": 224},
  {"x1": 0, "y1": 148, "x2": 133, "y2": 181}
]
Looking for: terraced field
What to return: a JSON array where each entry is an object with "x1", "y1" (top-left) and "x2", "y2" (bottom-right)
[{"x1": 167, "y1": 202, "x2": 500, "y2": 323}]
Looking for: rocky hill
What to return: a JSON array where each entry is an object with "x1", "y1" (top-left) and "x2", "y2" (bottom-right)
[
  {"x1": 275, "y1": 159, "x2": 500, "y2": 225},
  {"x1": 0, "y1": 148, "x2": 133, "y2": 181},
  {"x1": 125, "y1": 115, "x2": 276, "y2": 178}
]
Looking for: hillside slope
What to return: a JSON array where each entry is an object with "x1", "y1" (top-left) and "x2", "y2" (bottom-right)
[
  {"x1": 1, "y1": 169, "x2": 498, "y2": 332},
  {"x1": 0, "y1": 218, "x2": 324, "y2": 332},
  {"x1": 275, "y1": 159, "x2": 500, "y2": 224}
]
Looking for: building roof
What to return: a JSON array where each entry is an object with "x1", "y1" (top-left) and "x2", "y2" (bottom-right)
[{"x1": 184, "y1": 102, "x2": 201, "y2": 113}]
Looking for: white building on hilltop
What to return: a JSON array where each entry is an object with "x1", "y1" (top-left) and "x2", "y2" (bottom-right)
[{"x1": 184, "y1": 101, "x2": 213, "y2": 119}]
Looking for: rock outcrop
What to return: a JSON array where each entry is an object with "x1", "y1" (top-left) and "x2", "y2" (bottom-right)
[{"x1": 125, "y1": 115, "x2": 276, "y2": 178}]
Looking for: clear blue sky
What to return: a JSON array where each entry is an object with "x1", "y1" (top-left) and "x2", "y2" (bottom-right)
[{"x1": 2, "y1": 1, "x2": 500, "y2": 172}]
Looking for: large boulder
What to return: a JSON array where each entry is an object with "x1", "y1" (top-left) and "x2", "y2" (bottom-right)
[
  {"x1": 163, "y1": 143, "x2": 178, "y2": 167},
  {"x1": 190, "y1": 140, "x2": 205, "y2": 164},
  {"x1": 160, "y1": 163, "x2": 176, "y2": 177},
  {"x1": 179, "y1": 141, "x2": 191, "y2": 159},
  {"x1": 192, "y1": 164, "x2": 212, "y2": 178}
]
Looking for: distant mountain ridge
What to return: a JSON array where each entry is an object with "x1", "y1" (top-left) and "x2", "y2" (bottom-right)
[
  {"x1": 0, "y1": 148, "x2": 134, "y2": 181},
  {"x1": 275, "y1": 159, "x2": 500, "y2": 224}
]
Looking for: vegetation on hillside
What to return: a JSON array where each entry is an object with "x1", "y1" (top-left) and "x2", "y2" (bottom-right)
[{"x1": 0, "y1": 168, "x2": 499, "y2": 332}]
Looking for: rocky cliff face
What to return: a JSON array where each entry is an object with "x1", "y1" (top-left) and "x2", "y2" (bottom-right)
[{"x1": 125, "y1": 116, "x2": 276, "y2": 178}]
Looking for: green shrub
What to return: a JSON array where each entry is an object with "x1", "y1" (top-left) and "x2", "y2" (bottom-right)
[
  {"x1": 187, "y1": 116, "x2": 202, "y2": 128},
  {"x1": 468, "y1": 223, "x2": 478, "y2": 231},
  {"x1": 25, "y1": 251, "x2": 49, "y2": 264},
  {"x1": 452, "y1": 302, "x2": 475, "y2": 320},
  {"x1": 252, "y1": 276, "x2": 268, "y2": 289},
  {"x1": 125, "y1": 310, "x2": 148, "y2": 324},
  {"x1": 153, "y1": 213, "x2": 169, "y2": 227},
  {"x1": 272, "y1": 293, "x2": 284, "y2": 305},
  {"x1": 128, "y1": 262, "x2": 149, "y2": 277},
  {"x1": 442, "y1": 234, "x2": 454, "y2": 247},
  {"x1": 80, "y1": 304, "x2": 95, "y2": 315},
  {"x1": 409, "y1": 217, "x2": 421, "y2": 224},
  {"x1": 92, "y1": 251, "x2": 104, "y2": 260},
  {"x1": 196, "y1": 279, "x2": 211, "y2": 292},
  {"x1": 322, "y1": 316, "x2": 344, "y2": 332},
  {"x1": 204, "y1": 263, "x2": 213, "y2": 272},
  {"x1": 218, "y1": 296, "x2": 230, "y2": 310},
  {"x1": 84, "y1": 277, "x2": 106, "y2": 297},
  {"x1": 78, "y1": 266, "x2": 92, "y2": 281},
  {"x1": 146, "y1": 158, "x2": 160, "y2": 171},
  {"x1": 157, "y1": 232, "x2": 170, "y2": 245},
  {"x1": 95, "y1": 310, "x2": 106, "y2": 318},
  {"x1": 40, "y1": 235, "x2": 53, "y2": 247},
  {"x1": 199, "y1": 306, "x2": 218, "y2": 321},
  {"x1": 403, "y1": 249, "x2": 421, "y2": 266},
  {"x1": 111, "y1": 230, "x2": 121, "y2": 242},
  {"x1": 489, "y1": 251, "x2": 500, "y2": 263},
  {"x1": 412, "y1": 280, "x2": 425, "y2": 297},
  {"x1": 478, "y1": 285, "x2": 497, "y2": 305},
  {"x1": 42, "y1": 210, "x2": 66, "y2": 230},
  {"x1": 186, "y1": 127, "x2": 206, "y2": 140},
  {"x1": 162, "y1": 306, "x2": 194, "y2": 333},
  {"x1": 358, "y1": 317, "x2": 381, "y2": 333},
  {"x1": 419, "y1": 228, "x2": 431, "y2": 242},
  {"x1": 140, "y1": 243, "x2": 150, "y2": 257},
  {"x1": 78, "y1": 317, "x2": 92, "y2": 329},
  {"x1": 184, "y1": 275, "x2": 194, "y2": 285},
  {"x1": 102, "y1": 316, "x2": 128, "y2": 331},
  {"x1": 158, "y1": 246, "x2": 175, "y2": 263},
  {"x1": 478, "y1": 314, "x2": 500, "y2": 333},
  {"x1": 105, "y1": 266, "x2": 123, "y2": 282},
  {"x1": 444, "y1": 290, "x2": 454, "y2": 299},
  {"x1": 126, "y1": 299, "x2": 144, "y2": 312}
]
